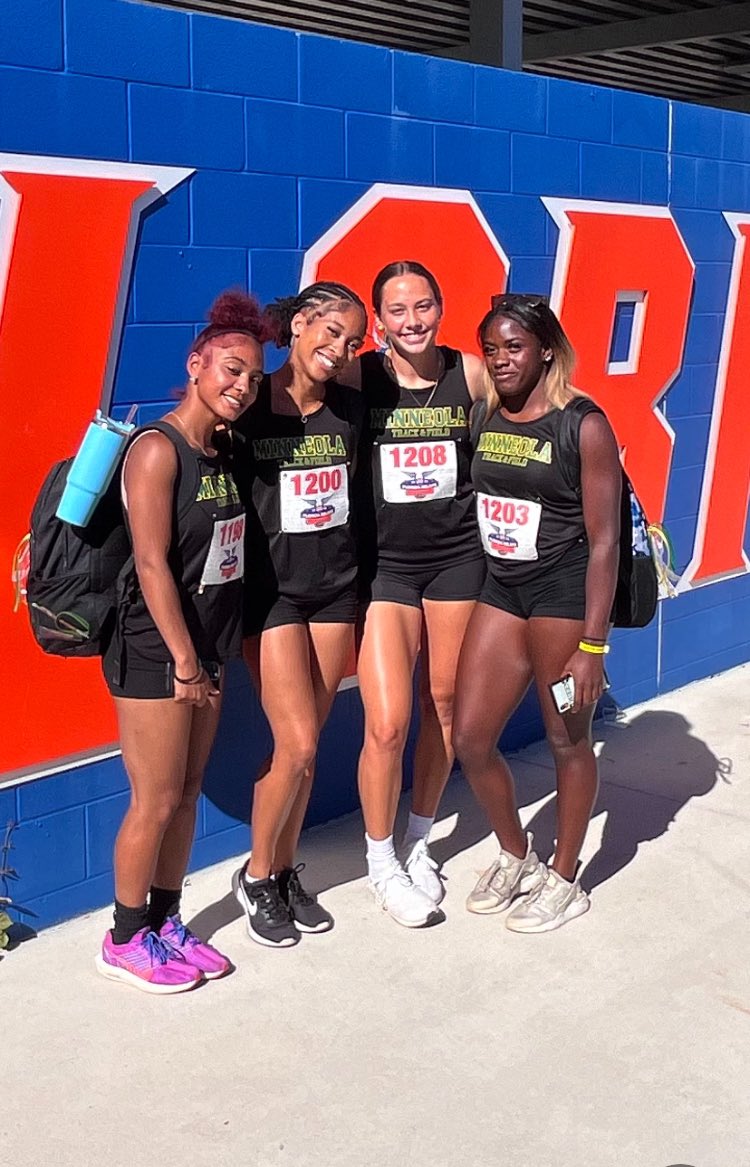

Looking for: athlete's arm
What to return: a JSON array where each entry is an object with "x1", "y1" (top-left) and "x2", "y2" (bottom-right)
[
  {"x1": 336, "y1": 356, "x2": 362, "y2": 390},
  {"x1": 124, "y1": 432, "x2": 211, "y2": 704},
  {"x1": 565, "y1": 410, "x2": 621, "y2": 711},
  {"x1": 461, "y1": 351, "x2": 488, "y2": 401}
]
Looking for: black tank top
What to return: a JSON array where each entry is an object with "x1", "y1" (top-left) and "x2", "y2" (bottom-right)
[
  {"x1": 233, "y1": 376, "x2": 365, "y2": 601},
  {"x1": 120, "y1": 421, "x2": 245, "y2": 662},
  {"x1": 471, "y1": 396, "x2": 604, "y2": 585},
  {"x1": 360, "y1": 347, "x2": 481, "y2": 570}
]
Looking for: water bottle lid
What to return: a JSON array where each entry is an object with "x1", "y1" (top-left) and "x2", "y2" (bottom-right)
[{"x1": 94, "y1": 408, "x2": 136, "y2": 436}]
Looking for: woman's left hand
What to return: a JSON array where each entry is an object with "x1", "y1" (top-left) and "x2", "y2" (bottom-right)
[{"x1": 562, "y1": 648, "x2": 607, "y2": 714}]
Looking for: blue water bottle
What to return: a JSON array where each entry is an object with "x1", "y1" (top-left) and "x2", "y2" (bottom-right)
[{"x1": 56, "y1": 406, "x2": 137, "y2": 527}]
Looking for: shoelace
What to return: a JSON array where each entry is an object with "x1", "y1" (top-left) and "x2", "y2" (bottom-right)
[
  {"x1": 165, "y1": 917, "x2": 196, "y2": 948},
  {"x1": 475, "y1": 853, "x2": 513, "y2": 893},
  {"x1": 286, "y1": 864, "x2": 315, "y2": 906},
  {"x1": 406, "y1": 841, "x2": 438, "y2": 872},
  {"x1": 142, "y1": 930, "x2": 178, "y2": 966},
  {"x1": 249, "y1": 880, "x2": 292, "y2": 923}
]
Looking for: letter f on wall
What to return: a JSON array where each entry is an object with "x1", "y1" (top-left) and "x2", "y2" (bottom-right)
[{"x1": 0, "y1": 154, "x2": 192, "y2": 779}]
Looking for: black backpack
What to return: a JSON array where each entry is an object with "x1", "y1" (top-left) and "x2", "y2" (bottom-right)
[
  {"x1": 470, "y1": 396, "x2": 659, "y2": 629},
  {"x1": 25, "y1": 458, "x2": 132, "y2": 657},
  {"x1": 559, "y1": 397, "x2": 658, "y2": 629},
  {"x1": 23, "y1": 419, "x2": 193, "y2": 658}
]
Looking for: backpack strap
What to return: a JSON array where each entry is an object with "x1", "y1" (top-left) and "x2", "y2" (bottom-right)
[
  {"x1": 469, "y1": 397, "x2": 488, "y2": 448},
  {"x1": 557, "y1": 396, "x2": 606, "y2": 495}
]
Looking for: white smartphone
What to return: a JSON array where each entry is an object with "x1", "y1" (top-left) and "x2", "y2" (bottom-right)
[
  {"x1": 549, "y1": 674, "x2": 575, "y2": 714},
  {"x1": 549, "y1": 668, "x2": 611, "y2": 714}
]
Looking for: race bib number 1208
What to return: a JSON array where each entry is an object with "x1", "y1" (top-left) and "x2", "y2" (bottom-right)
[{"x1": 380, "y1": 440, "x2": 457, "y2": 504}]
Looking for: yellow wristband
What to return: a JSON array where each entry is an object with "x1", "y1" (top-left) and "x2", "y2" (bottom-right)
[{"x1": 578, "y1": 641, "x2": 610, "y2": 655}]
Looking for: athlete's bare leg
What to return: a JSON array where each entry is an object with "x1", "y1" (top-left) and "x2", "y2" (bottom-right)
[
  {"x1": 153, "y1": 687, "x2": 223, "y2": 889},
  {"x1": 452, "y1": 603, "x2": 533, "y2": 859},
  {"x1": 357, "y1": 601, "x2": 422, "y2": 839},
  {"x1": 272, "y1": 621, "x2": 355, "y2": 871},
  {"x1": 113, "y1": 694, "x2": 219, "y2": 906},
  {"x1": 411, "y1": 598, "x2": 476, "y2": 820},
  {"x1": 243, "y1": 626, "x2": 318, "y2": 878},
  {"x1": 528, "y1": 616, "x2": 598, "y2": 880}
]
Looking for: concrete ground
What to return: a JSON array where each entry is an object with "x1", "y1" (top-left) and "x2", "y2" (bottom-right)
[{"x1": 3, "y1": 665, "x2": 749, "y2": 1167}]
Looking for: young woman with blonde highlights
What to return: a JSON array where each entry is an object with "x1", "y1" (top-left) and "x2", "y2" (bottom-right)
[{"x1": 452, "y1": 294, "x2": 621, "y2": 933}]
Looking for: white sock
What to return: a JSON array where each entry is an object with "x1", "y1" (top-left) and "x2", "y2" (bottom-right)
[
  {"x1": 365, "y1": 834, "x2": 397, "y2": 883},
  {"x1": 403, "y1": 812, "x2": 434, "y2": 850}
]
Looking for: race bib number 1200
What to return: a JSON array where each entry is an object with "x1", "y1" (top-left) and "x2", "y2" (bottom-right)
[
  {"x1": 199, "y1": 513, "x2": 246, "y2": 587},
  {"x1": 380, "y1": 440, "x2": 457, "y2": 504},
  {"x1": 477, "y1": 493, "x2": 541, "y2": 561},
  {"x1": 279, "y1": 466, "x2": 349, "y2": 533}
]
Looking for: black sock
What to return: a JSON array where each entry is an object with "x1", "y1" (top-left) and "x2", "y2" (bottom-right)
[
  {"x1": 112, "y1": 900, "x2": 150, "y2": 945},
  {"x1": 148, "y1": 886, "x2": 182, "y2": 932}
]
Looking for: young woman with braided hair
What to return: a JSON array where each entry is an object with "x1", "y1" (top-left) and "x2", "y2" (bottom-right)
[
  {"x1": 96, "y1": 290, "x2": 269, "y2": 993},
  {"x1": 452, "y1": 295, "x2": 621, "y2": 933},
  {"x1": 231, "y1": 282, "x2": 368, "y2": 947}
]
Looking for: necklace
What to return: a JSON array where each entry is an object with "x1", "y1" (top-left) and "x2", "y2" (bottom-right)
[
  {"x1": 387, "y1": 349, "x2": 443, "y2": 410},
  {"x1": 280, "y1": 386, "x2": 323, "y2": 425},
  {"x1": 168, "y1": 411, "x2": 211, "y2": 454},
  {"x1": 404, "y1": 381, "x2": 439, "y2": 410}
]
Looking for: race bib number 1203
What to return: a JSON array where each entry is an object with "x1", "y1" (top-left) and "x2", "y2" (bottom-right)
[{"x1": 477, "y1": 493, "x2": 541, "y2": 561}]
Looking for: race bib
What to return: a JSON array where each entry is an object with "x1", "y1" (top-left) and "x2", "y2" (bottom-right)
[
  {"x1": 380, "y1": 440, "x2": 457, "y2": 504},
  {"x1": 279, "y1": 466, "x2": 349, "y2": 533},
  {"x1": 477, "y1": 493, "x2": 541, "y2": 561},
  {"x1": 199, "y1": 513, "x2": 245, "y2": 587}
]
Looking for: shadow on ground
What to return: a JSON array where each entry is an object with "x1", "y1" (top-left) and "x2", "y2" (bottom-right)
[{"x1": 188, "y1": 707, "x2": 727, "y2": 939}]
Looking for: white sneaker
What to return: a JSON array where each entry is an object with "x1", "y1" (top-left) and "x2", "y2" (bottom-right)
[
  {"x1": 368, "y1": 862, "x2": 440, "y2": 928},
  {"x1": 402, "y1": 838, "x2": 444, "y2": 905},
  {"x1": 466, "y1": 832, "x2": 544, "y2": 914},
  {"x1": 505, "y1": 866, "x2": 590, "y2": 933}
]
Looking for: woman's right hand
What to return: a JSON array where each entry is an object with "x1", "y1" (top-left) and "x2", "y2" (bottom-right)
[{"x1": 173, "y1": 669, "x2": 220, "y2": 707}]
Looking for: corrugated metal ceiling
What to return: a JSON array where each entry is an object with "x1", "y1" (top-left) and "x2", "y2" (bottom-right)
[{"x1": 150, "y1": 0, "x2": 750, "y2": 109}]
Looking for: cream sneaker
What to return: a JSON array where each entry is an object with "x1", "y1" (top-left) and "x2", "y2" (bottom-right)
[
  {"x1": 505, "y1": 866, "x2": 590, "y2": 933},
  {"x1": 466, "y1": 832, "x2": 543, "y2": 914}
]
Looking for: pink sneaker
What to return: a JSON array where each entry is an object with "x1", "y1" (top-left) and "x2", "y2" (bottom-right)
[
  {"x1": 95, "y1": 928, "x2": 203, "y2": 994},
  {"x1": 160, "y1": 915, "x2": 232, "y2": 980}
]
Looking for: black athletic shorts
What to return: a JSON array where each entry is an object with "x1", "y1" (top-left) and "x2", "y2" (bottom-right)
[
  {"x1": 480, "y1": 545, "x2": 588, "y2": 621},
  {"x1": 369, "y1": 556, "x2": 486, "y2": 609},
  {"x1": 244, "y1": 583, "x2": 359, "y2": 636},
  {"x1": 102, "y1": 635, "x2": 221, "y2": 700}
]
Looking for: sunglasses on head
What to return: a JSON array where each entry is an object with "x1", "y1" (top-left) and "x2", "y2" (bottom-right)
[{"x1": 490, "y1": 292, "x2": 549, "y2": 311}]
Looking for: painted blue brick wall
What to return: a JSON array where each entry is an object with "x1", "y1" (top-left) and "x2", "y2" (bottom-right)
[{"x1": 3, "y1": 0, "x2": 750, "y2": 931}]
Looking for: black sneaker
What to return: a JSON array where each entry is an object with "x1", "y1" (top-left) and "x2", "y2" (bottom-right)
[
  {"x1": 231, "y1": 868, "x2": 300, "y2": 948},
  {"x1": 277, "y1": 864, "x2": 334, "y2": 934}
]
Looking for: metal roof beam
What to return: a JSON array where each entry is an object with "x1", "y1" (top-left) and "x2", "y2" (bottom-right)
[
  {"x1": 524, "y1": 2, "x2": 750, "y2": 61},
  {"x1": 435, "y1": 0, "x2": 522, "y2": 67}
]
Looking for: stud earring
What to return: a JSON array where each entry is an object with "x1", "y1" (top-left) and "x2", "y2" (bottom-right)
[{"x1": 191, "y1": 375, "x2": 198, "y2": 384}]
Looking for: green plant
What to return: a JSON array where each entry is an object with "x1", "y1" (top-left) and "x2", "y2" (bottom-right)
[{"x1": 0, "y1": 822, "x2": 19, "y2": 950}]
